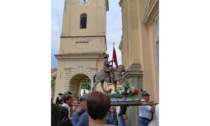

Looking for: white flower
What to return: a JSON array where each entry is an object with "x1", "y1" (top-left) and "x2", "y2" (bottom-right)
[
  {"x1": 127, "y1": 89, "x2": 130, "y2": 93},
  {"x1": 130, "y1": 86, "x2": 134, "y2": 91}
]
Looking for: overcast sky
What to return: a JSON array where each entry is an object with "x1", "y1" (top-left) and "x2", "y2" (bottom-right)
[{"x1": 51, "y1": 0, "x2": 122, "y2": 68}]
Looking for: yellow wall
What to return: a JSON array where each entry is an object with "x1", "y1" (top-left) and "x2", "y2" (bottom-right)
[
  {"x1": 119, "y1": 0, "x2": 159, "y2": 125},
  {"x1": 119, "y1": 0, "x2": 159, "y2": 103}
]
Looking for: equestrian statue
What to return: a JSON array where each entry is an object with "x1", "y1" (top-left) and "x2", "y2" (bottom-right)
[{"x1": 92, "y1": 54, "x2": 125, "y2": 93}]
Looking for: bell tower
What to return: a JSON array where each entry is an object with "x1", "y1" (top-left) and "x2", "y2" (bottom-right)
[
  {"x1": 54, "y1": 0, "x2": 109, "y2": 99},
  {"x1": 60, "y1": 0, "x2": 109, "y2": 54}
]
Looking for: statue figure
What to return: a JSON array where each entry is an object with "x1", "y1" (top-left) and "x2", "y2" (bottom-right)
[
  {"x1": 103, "y1": 54, "x2": 114, "y2": 82},
  {"x1": 92, "y1": 64, "x2": 125, "y2": 93}
]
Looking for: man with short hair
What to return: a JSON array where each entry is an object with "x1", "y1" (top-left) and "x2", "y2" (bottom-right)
[
  {"x1": 71, "y1": 94, "x2": 89, "y2": 126},
  {"x1": 56, "y1": 93, "x2": 63, "y2": 105},
  {"x1": 138, "y1": 90, "x2": 155, "y2": 126},
  {"x1": 62, "y1": 96, "x2": 73, "y2": 120}
]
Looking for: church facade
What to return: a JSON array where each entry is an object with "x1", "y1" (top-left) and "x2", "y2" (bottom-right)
[{"x1": 118, "y1": 0, "x2": 159, "y2": 125}]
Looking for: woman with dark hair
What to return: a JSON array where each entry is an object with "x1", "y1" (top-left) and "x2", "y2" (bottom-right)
[
  {"x1": 87, "y1": 91, "x2": 114, "y2": 126},
  {"x1": 51, "y1": 103, "x2": 73, "y2": 126}
]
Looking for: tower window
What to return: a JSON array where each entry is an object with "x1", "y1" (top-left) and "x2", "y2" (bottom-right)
[{"x1": 80, "y1": 13, "x2": 87, "y2": 29}]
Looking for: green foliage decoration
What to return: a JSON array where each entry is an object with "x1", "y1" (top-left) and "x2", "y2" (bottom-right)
[
  {"x1": 80, "y1": 79, "x2": 91, "y2": 90},
  {"x1": 51, "y1": 79, "x2": 56, "y2": 88}
]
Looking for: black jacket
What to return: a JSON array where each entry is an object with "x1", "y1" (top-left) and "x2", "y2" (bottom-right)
[
  {"x1": 51, "y1": 103, "x2": 73, "y2": 126},
  {"x1": 56, "y1": 97, "x2": 63, "y2": 105},
  {"x1": 118, "y1": 106, "x2": 127, "y2": 116}
]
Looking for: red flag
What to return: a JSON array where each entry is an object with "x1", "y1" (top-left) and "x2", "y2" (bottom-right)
[{"x1": 112, "y1": 47, "x2": 118, "y2": 68}]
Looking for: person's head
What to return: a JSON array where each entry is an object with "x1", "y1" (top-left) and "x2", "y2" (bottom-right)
[
  {"x1": 104, "y1": 54, "x2": 109, "y2": 59},
  {"x1": 141, "y1": 91, "x2": 150, "y2": 102},
  {"x1": 80, "y1": 94, "x2": 89, "y2": 110},
  {"x1": 87, "y1": 91, "x2": 110, "y2": 120},
  {"x1": 109, "y1": 106, "x2": 116, "y2": 113},
  {"x1": 58, "y1": 93, "x2": 63, "y2": 96},
  {"x1": 62, "y1": 91, "x2": 73, "y2": 100},
  {"x1": 73, "y1": 96, "x2": 79, "y2": 102},
  {"x1": 63, "y1": 96, "x2": 73, "y2": 106}
]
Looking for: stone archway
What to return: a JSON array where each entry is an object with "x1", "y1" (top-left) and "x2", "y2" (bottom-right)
[{"x1": 69, "y1": 74, "x2": 91, "y2": 96}]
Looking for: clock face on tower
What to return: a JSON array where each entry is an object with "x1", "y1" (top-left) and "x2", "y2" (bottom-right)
[{"x1": 77, "y1": 0, "x2": 91, "y2": 6}]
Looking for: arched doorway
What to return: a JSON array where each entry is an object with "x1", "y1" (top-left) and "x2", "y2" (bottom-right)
[{"x1": 69, "y1": 74, "x2": 91, "y2": 97}]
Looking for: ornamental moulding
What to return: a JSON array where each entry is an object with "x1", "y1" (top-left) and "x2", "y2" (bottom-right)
[
  {"x1": 55, "y1": 52, "x2": 105, "y2": 60},
  {"x1": 60, "y1": 34, "x2": 106, "y2": 38},
  {"x1": 143, "y1": 0, "x2": 159, "y2": 24}
]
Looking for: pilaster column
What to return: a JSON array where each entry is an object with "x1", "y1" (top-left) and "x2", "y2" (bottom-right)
[{"x1": 123, "y1": 63, "x2": 143, "y2": 126}]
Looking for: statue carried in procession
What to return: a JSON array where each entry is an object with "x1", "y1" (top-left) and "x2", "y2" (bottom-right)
[{"x1": 92, "y1": 53, "x2": 125, "y2": 93}]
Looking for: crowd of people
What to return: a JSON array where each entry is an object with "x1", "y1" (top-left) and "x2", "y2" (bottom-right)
[{"x1": 51, "y1": 90, "x2": 159, "y2": 126}]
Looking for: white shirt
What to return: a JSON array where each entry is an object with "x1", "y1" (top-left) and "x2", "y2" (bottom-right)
[
  {"x1": 155, "y1": 104, "x2": 159, "y2": 120},
  {"x1": 115, "y1": 106, "x2": 120, "y2": 115},
  {"x1": 139, "y1": 99, "x2": 152, "y2": 120},
  {"x1": 62, "y1": 103, "x2": 71, "y2": 119}
]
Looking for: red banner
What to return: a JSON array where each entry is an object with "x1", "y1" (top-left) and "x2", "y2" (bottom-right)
[{"x1": 112, "y1": 47, "x2": 118, "y2": 68}]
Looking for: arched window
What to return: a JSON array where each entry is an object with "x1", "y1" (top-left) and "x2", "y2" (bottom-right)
[{"x1": 80, "y1": 13, "x2": 87, "y2": 29}]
